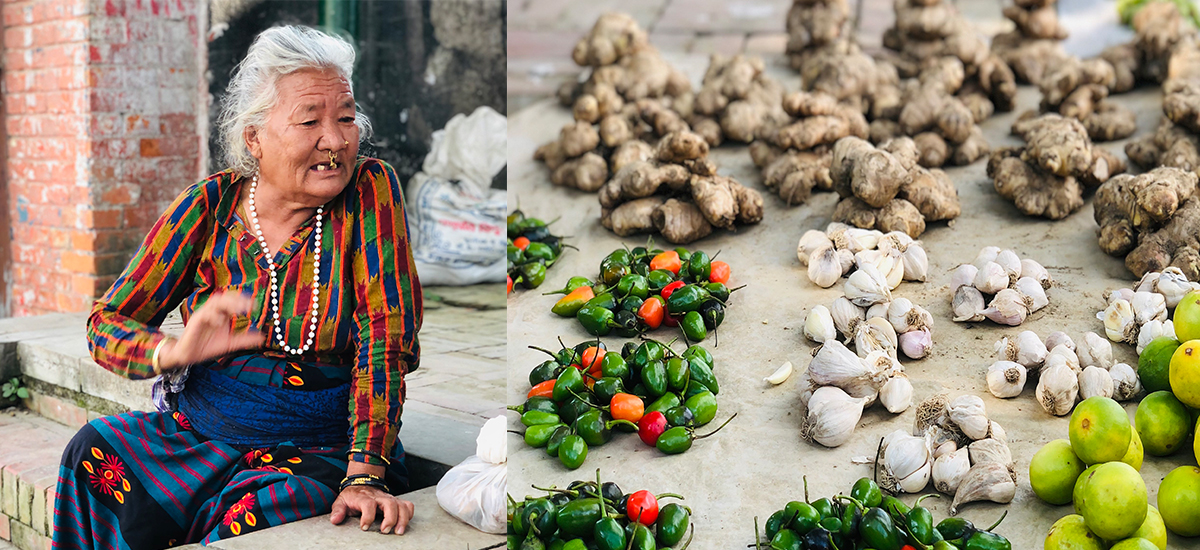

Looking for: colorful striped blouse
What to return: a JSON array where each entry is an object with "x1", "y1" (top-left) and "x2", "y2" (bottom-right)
[{"x1": 86, "y1": 158, "x2": 422, "y2": 462}]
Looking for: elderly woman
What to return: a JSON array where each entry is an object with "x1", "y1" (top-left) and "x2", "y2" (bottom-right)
[{"x1": 52, "y1": 26, "x2": 421, "y2": 548}]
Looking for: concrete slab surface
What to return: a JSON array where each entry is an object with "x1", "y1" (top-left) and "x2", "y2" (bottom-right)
[{"x1": 506, "y1": 68, "x2": 1200, "y2": 548}]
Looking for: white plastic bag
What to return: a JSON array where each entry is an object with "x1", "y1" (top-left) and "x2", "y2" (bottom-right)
[
  {"x1": 436, "y1": 416, "x2": 506, "y2": 533},
  {"x1": 406, "y1": 106, "x2": 508, "y2": 286}
]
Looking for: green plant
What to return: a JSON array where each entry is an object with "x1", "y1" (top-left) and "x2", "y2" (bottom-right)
[{"x1": 2, "y1": 377, "x2": 28, "y2": 400}]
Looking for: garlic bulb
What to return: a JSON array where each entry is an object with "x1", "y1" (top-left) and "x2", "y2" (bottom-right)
[
  {"x1": 1164, "y1": 319, "x2": 1177, "y2": 341},
  {"x1": 880, "y1": 373, "x2": 914, "y2": 413},
  {"x1": 808, "y1": 384, "x2": 850, "y2": 413},
  {"x1": 899, "y1": 328, "x2": 933, "y2": 359},
  {"x1": 808, "y1": 245, "x2": 843, "y2": 288},
  {"x1": 1156, "y1": 267, "x2": 1192, "y2": 308},
  {"x1": 932, "y1": 447, "x2": 970, "y2": 494},
  {"x1": 1135, "y1": 271, "x2": 1160, "y2": 292},
  {"x1": 802, "y1": 388, "x2": 867, "y2": 448},
  {"x1": 973, "y1": 246, "x2": 1000, "y2": 269},
  {"x1": 804, "y1": 305, "x2": 837, "y2": 343},
  {"x1": 1044, "y1": 331, "x2": 1075, "y2": 351},
  {"x1": 831, "y1": 296, "x2": 866, "y2": 341},
  {"x1": 950, "y1": 264, "x2": 979, "y2": 291},
  {"x1": 1099, "y1": 299, "x2": 1137, "y2": 343},
  {"x1": 829, "y1": 225, "x2": 864, "y2": 253},
  {"x1": 1110, "y1": 363, "x2": 1141, "y2": 401},
  {"x1": 879, "y1": 231, "x2": 914, "y2": 254},
  {"x1": 887, "y1": 298, "x2": 933, "y2": 334},
  {"x1": 808, "y1": 340, "x2": 869, "y2": 386},
  {"x1": 845, "y1": 264, "x2": 892, "y2": 306},
  {"x1": 986, "y1": 361, "x2": 1026, "y2": 398},
  {"x1": 797, "y1": 368, "x2": 818, "y2": 408},
  {"x1": 1020, "y1": 258, "x2": 1052, "y2": 289},
  {"x1": 995, "y1": 330, "x2": 1047, "y2": 369},
  {"x1": 867, "y1": 317, "x2": 899, "y2": 351},
  {"x1": 952, "y1": 286, "x2": 986, "y2": 322},
  {"x1": 1131, "y1": 291, "x2": 1167, "y2": 325},
  {"x1": 797, "y1": 230, "x2": 832, "y2": 266},
  {"x1": 974, "y1": 262, "x2": 1009, "y2": 294},
  {"x1": 1105, "y1": 287, "x2": 1134, "y2": 305},
  {"x1": 1037, "y1": 363, "x2": 1079, "y2": 416},
  {"x1": 866, "y1": 302, "x2": 890, "y2": 321},
  {"x1": 1079, "y1": 366, "x2": 1114, "y2": 399},
  {"x1": 995, "y1": 249, "x2": 1022, "y2": 284},
  {"x1": 947, "y1": 395, "x2": 989, "y2": 440},
  {"x1": 1077, "y1": 332, "x2": 1114, "y2": 369},
  {"x1": 981, "y1": 289, "x2": 1028, "y2": 326},
  {"x1": 901, "y1": 244, "x2": 928, "y2": 282},
  {"x1": 1137, "y1": 320, "x2": 1166, "y2": 354},
  {"x1": 950, "y1": 462, "x2": 1016, "y2": 515},
  {"x1": 884, "y1": 431, "x2": 931, "y2": 481},
  {"x1": 1045, "y1": 344, "x2": 1081, "y2": 373},
  {"x1": 988, "y1": 421, "x2": 1007, "y2": 444},
  {"x1": 836, "y1": 248, "x2": 855, "y2": 275},
  {"x1": 968, "y1": 438, "x2": 1014, "y2": 472},
  {"x1": 855, "y1": 319, "x2": 897, "y2": 358},
  {"x1": 1014, "y1": 276, "x2": 1049, "y2": 313}
]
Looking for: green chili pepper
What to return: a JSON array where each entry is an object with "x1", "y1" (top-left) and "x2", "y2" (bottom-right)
[
  {"x1": 627, "y1": 523, "x2": 655, "y2": 550},
  {"x1": 519, "y1": 262, "x2": 547, "y2": 289},
  {"x1": 555, "y1": 347, "x2": 579, "y2": 366},
  {"x1": 584, "y1": 292, "x2": 617, "y2": 310},
  {"x1": 663, "y1": 405, "x2": 695, "y2": 427},
  {"x1": 619, "y1": 295, "x2": 644, "y2": 313},
  {"x1": 528, "y1": 361, "x2": 561, "y2": 387},
  {"x1": 765, "y1": 510, "x2": 788, "y2": 540},
  {"x1": 684, "y1": 391, "x2": 717, "y2": 425},
  {"x1": 906, "y1": 494, "x2": 939, "y2": 545},
  {"x1": 687, "y1": 250, "x2": 711, "y2": 281},
  {"x1": 506, "y1": 213, "x2": 525, "y2": 236},
  {"x1": 687, "y1": 357, "x2": 719, "y2": 394},
  {"x1": 674, "y1": 248, "x2": 691, "y2": 262},
  {"x1": 507, "y1": 244, "x2": 524, "y2": 264},
  {"x1": 525, "y1": 242, "x2": 555, "y2": 263},
  {"x1": 698, "y1": 299, "x2": 725, "y2": 329},
  {"x1": 965, "y1": 531, "x2": 1011, "y2": 550},
  {"x1": 703, "y1": 282, "x2": 730, "y2": 302},
  {"x1": 594, "y1": 514, "x2": 625, "y2": 550},
  {"x1": 616, "y1": 274, "x2": 649, "y2": 299},
  {"x1": 574, "y1": 409, "x2": 613, "y2": 446},
  {"x1": 783, "y1": 501, "x2": 820, "y2": 535},
  {"x1": 647, "y1": 269, "x2": 675, "y2": 293},
  {"x1": 550, "y1": 291, "x2": 592, "y2": 317},
  {"x1": 519, "y1": 532, "x2": 545, "y2": 550},
  {"x1": 510, "y1": 500, "x2": 528, "y2": 537},
  {"x1": 640, "y1": 360, "x2": 668, "y2": 397},
  {"x1": 630, "y1": 246, "x2": 648, "y2": 259},
  {"x1": 632, "y1": 341, "x2": 665, "y2": 368},
  {"x1": 859, "y1": 506, "x2": 904, "y2": 550},
  {"x1": 770, "y1": 528, "x2": 802, "y2": 550},
  {"x1": 555, "y1": 276, "x2": 592, "y2": 294},
  {"x1": 555, "y1": 498, "x2": 601, "y2": 537},
  {"x1": 681, "y1": 345, "x2": 714, "y2": 368},
  {"x1": 851, "y1": 478, "x2": 884, "y2": 508},
  {"x1": 645, "y1": 392, "x2": 681, "y2": 415},
  {"x1": 591, "y1": 377, "x2": 625, "y2": 405},
  {"x1": 513, "y1": 396, "x2": 558, "y2": 416},
  {"x1": 612, "y1": 310, "x2": 640, "y2": 338},
  {"x1": 600, "y1": 262, "x2": 629, "y2": 287},
  {"x1": 839, "y1": 501, "x2": 861, "y2": 539},
  {"x1": 576, "y1": 305, "x2": 614, "y2": 336},
  {"x1": 557, "y1": 434, "x2": 588, "y2": 469},
  {"x1": 655, "y1": 426, "x2": 694, "y2": 454},
  {"x1": 605, "y1": 248, "x2": 633, "y2": 266},
  {"x1": 558, "y1": 540, "x2": 581, "y2": 550},
  {"x1": 520, "y1": 411, "x2": 561, "y2": 427},
  {"x1": 653, "y1": 503, "x2": 688, "y2": 546},
  {"x1": 881, "y1": 495, "x2": 910, "y2": 519},
  {"x1": 523, "y1": 423, "x2": 562, "y2": 448},
  {"x1": 819, "y1": 515, "x2": 843, "y2": 533},
  {"x1": 557, "y1": 396, "x2": 592, "y2": 424},
  {"x1": 681, "y1": 310, "x2": 707, "y2": 342},
  {"x1": 666, "y1": 284, "x2": 711, "y2": 314},
  {"x1": 936, "y1": 517, "x2": 975, "y2": 541},
  {"x1": 521, "y1": 499, "x2": 557, "y2": 539},
  {"x1": 665, "y1": 357, "x2": 690, "y2": 391},
  {"x1": 545, "y1": 424, "x2": 571, "y2": 457},
  {"x1": 932, "y1": 541, "x2": 957, "y2": 550},
  {"x1": 552, "y1": 368, "x2": 584, "y2": 402},
  {"x1": 810, "y1": 497, "x2": 836, "y2": 520}
]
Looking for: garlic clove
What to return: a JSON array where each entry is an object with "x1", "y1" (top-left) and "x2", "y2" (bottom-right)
[
  {"x1": 1037, "y1": 363, "x2": 1079, "y2": 416},
  {"x1": 798, "y1": 367, "x2": 818, "y2": 407},
  {"x1": 981, "y1": 288, "x2": 1029, "y2": 326},
  {"x1": 932, "y1": 447, "x2": 970, "y2": 494},
  {"x1": 1077, "y1": 331, "x2": 1114, "y2": 369},
  {"x1": 808, "y1": 340, "x2": 869, "y2": 387},
  {"x1": 1131, "y1": 291, "x2": 1167, "y2": 325},
  {"x1": 855, "y1": 319, "x2": 897, "y2": 358},
  {"x1": 1044, "y1": 331, "x2": 1076, "y2": 351},
  {"x1": 882, "y1": 251, "x2": 905, "y2": 290},
  {"x1": 804, "y1": 305, "x2": 837, "y2": 343},
  {"x1": 948, "y1": 395, "x2": 990, "y2": 440},
  {"x1": 1104, "y1": 287, "x2": 1134, "y2": 305},
  {"x1": 831, "y1": 228, "x2": 865, "y2": 254},
  {"x1": 808, "y1": 245, "x2": 843, "y2": 288},
  {"x1": 1011, "y1": 330, "x2": 1048, "y2": 369},
  {"x1": 1078, "y1": 365, "x2": 1114, "y2": 399},
  {"x1": 974, "y1": 262, "x2": 1009, "y2": 295},
  {"x1": 898, "y1": 461, "x2": 932, "y2": 493},
  {"x1": 797, "y1": 230, "x2": 832, "y2": 266},
  {"x1": 986, "y1": 361, "x2": 1027, "y2": 398},
  {"x1": 1020, "y1": 258, "x2": 1052, "y2": 289},
  {"x1": 836, "y1": 248, "x2": 856, "y2": 275},
  {"x1": 846, "y1": 228, "x2": 883, "y2": 251},
  {"x1": 1135, "y1": 271, "x2": 1161, "y2": 293},
  {"x1": 952, "y1": 286, "x2": 987, "y2": 322},
  {"x1": 867, "y1": 317, "x2": 899, "y2": 351},
  {"x1": 899, "y1": 328, "x2": 933, "y2": 359},
  {"x1": 802, "y1": 389, "x2": 867, "y2": 447},
  {"x1": 826, "y1": 222, "x2": 849, "y2": 236},
  {"x1": 988, "y1": 421, "x2": 1007, "y2": 444},
  {"x1": 1109, "y1": 362, "x2": 1142, "y2": 401},
  {"x1": 866, "y1": 302, "x2": 891, "y2": 322},
  {"x1": 973, "y1": 246, "x2": 1000, "y2": 270},
  {"x1": 1014, "y1": 276, "x2": 1049, "y2": 313},
  {"x1": 845, "y1": 264, "x2": 892, "y2": 306},
  {"x1": 995, "y1": 249, "x2": 1022, "y2": 284},
  {"x1": 765, "y1": 361, "x2": 793, "y2": 385},
  {"x1": 1156, "y1": 267, "x2": 1191, "y2": 308},
  {"x1": 854, "y1": 249, "x2": 884, "y2": 272},
  {"x1": 901, "y1": 244, "x2": 929, "y2": 282},
  {"x1": 933, "y1": 440, "x2": 957, "y2": 459},
  {"x1": 884, "y1": 432, "x2": 931, "y2": 480},
  {"x1": 888, "y1": 297, "x2": 933, "y2": 334},
  {"x1": 950, "y1": 462, "x2": 1016, "y2": 515},
  {"x1": 880, "y1": 373, "x2": 914, "y2": 413},
  {"x1": 1100, "y1": 299, "x2": 1137, "y2": 343},
  {"x1": 1164, "y1": 319, "x2": 1176, "y2": 341},
  {"x1": 831, "y1": 296, "x2": 867, "y2": 341},
  {"x1": 967, "y1": 438, "x2": 1014, "y2": 472},
  {"x1": 1045, "y1": 344, "x2": 1081, "y2": 373},
  {"x1": 1137, "y1": 320, "x2": 1165, "y2": 355},
  {"x1": 950, "y1": 264, "x2": 979, "y2": 291}
]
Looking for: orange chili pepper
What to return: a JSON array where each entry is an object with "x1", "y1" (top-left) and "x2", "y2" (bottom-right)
[
  {"x1": 609, "y1": 393, "x2": 645, "y2": 423},
  {"x1": 649, "y1": 250, "x2": 681, "y2": 274},
  {"x1": 527, "y1": 379, "x2": 555, "y2": 399},
  {"x1": 513, "y1": 236, "x2": 531, "y2": 250},
  {"x1": 637, "y1": 297, "x2": 665, "y2": 329},
  {"x1": 580, "y1": 346, "x2": 606, "y2": 372},
  {"x1": 709, "y1": 260, "x2": 731, "y2": 283},
  {"x1": 551, "y1": 285, "x2": 595, "y2": 317}
]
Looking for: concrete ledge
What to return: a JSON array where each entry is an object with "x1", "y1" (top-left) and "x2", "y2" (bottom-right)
[{"x1": 174, "y1": 486, "x2": 503, "y2": 550}]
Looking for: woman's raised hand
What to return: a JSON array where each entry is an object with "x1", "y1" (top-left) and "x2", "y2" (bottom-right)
[{"x1": 157, "y1": 292, "x2": 266, "y2": 371}]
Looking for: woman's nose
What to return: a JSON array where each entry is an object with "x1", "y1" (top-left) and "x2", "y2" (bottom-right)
[{"x1": 318, "y1": 120, "x2": 348, "y2": 151}]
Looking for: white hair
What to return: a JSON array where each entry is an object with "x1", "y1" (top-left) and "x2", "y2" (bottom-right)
[{"x1": 218, "y1": 25, "x2": 373, "y2": 176}]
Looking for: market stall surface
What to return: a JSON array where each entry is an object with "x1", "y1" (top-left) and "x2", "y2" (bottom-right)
[{"x1": 506, "y1": 60, "x2": 1200, "y2": 547}]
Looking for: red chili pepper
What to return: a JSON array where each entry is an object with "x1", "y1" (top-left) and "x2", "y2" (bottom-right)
[
  {"x1": 637, "y1": 411, "x2": 667, "y2": 446},
  {"x1": 649, "y1": 251, "x2": 681, "y2": 274},
  {"x1": 709, "y1": 260, "x2": 731, "y2": 283},
  {"x1": 527, "y1": 379, "x2": 555, "y2": 399},
  {"x1": 662, "y1": 313, "x2": 680, "y2": 328},
  {"x1": 513, "y1": 236, "x2": 531, "y2": 250},
  {"x1": 507, "y1": 275, "x2": 513, "y2": 294},
  {"x1": 626, "y1": 490, "x2": 659, "y2": 525},
  {"x1": 636, "y1": 297, "x2": 665, "y2": 329},
  {"x1": 660, "y1": 281, "x2": 686, "y2": 299}
]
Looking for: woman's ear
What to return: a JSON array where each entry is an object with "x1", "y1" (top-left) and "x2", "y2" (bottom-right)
[{"x1": 244, "y1": 127, "x2": 263, "y2": 160}]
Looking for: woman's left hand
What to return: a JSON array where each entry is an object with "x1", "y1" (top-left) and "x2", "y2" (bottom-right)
[{"x1": 330, "y1": 485, "x2": 414, "y2": 535}]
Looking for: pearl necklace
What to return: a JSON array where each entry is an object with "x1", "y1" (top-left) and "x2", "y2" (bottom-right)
[{"x1": 247, "y1": 172, "x2": 323, "y2": 355}]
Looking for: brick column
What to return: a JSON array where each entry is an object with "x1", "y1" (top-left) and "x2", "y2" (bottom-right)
[{"x1": 2, "y1": 0, "x2": 202, "y2": 316}]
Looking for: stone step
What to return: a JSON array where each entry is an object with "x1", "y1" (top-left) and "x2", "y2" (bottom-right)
[{"x1": 0, "y1": 409, "x2": 502, "y2": 550}]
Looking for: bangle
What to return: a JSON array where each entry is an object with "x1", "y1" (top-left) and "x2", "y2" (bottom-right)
[
  {"x1": 347, "y1": 448, "x2": 391, "y2": 466},
  {"x1": 339, "y1": 473, "x2": 389, "y2": 493},
  {"x1": 152, "y1": 338, "x2": 172, "y2": 375}
]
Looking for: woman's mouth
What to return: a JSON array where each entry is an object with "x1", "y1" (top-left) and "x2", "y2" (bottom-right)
[{"x1": 311, "y1": 163, "x2": 337, "y2": 172}]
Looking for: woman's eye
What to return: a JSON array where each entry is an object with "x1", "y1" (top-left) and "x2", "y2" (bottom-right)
[
  {"x1": 340, "y1": 117, "x2": 355, "y2": 124},
  {"x1": 301, "y1": 120, "x2": 318, "y2": 127}
]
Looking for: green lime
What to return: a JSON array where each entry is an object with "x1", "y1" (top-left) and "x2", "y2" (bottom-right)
[
  {"x1": 1069, "y1": 396, "x2": 1132, "y2": 464},
  {"x1": 1135, "y1": 391, "x2": 1192, "y2": 456},
  {"x1": 1030, "y1": 439, "x2": 1087, "y2": 505},
  {"x1": 1044, "y1": 514, "x2": 1105, "y2": 550},
  {"x1": 1158, "y1": 466, "x2": 1200, "y2": 537},
  {"x1": 1170, "y1": 340, "x2": 1200, "y2": 408},
  {"x1": 1139, "y1": 337, "x2": 1180, "y2": 393},
  {"x1": 1130, "y1": 505, "x2": 1167, "y2": 549},
  {"x1": 1076, "y1": 462, "x2": 1147, "y2": 540}
]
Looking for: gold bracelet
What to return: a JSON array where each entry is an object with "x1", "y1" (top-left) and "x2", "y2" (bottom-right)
[{"x1": 152, "y1": 338, "x2": 172, "y2": 375}]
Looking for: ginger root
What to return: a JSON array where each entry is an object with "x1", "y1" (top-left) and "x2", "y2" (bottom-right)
[
  {"x1": 691, "y1": 55, "x2": 787, "y2": 146},
  {"x1": 1125, "y1": 196, "x2": 1200, "y2": 280},
  {"x1": 571, "y1": 12, "x2": 649, "y2": 67},
  {"x1": 1094, "y1": 167, "x2": 1199, "y2": 257}
]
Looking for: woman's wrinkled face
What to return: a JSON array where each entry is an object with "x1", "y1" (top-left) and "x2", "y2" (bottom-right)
[{"x1": 246, "y1": 68, "x2": 360, "y2": 207}]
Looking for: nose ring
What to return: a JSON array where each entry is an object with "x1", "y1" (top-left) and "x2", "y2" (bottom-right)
[{"x1": 328, "y1": 150, "x2": 338, "y2": 170}]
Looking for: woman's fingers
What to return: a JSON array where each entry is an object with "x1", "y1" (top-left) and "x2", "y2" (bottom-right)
[
  {"x1": 395, "y1": 499, "x2": 415, "y2": 535},
  {"x1": 329, "y1": 495, "x2": 348, "y2": 524},
  {"x1": 358, "y1": 496, "x2": 377, "y2": 531},
  {"x1": 377, "y1": 496, "x2": 400, "y2": 534}
]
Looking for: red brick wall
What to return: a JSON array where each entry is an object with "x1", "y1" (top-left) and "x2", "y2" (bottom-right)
[{"x1": 2, "y1": 0, "x2": 203, "y2": 316}]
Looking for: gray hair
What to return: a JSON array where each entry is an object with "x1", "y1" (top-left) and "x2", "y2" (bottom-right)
[{"x1": 218, "y1": 25, "x2": 372, "y2": 176}]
